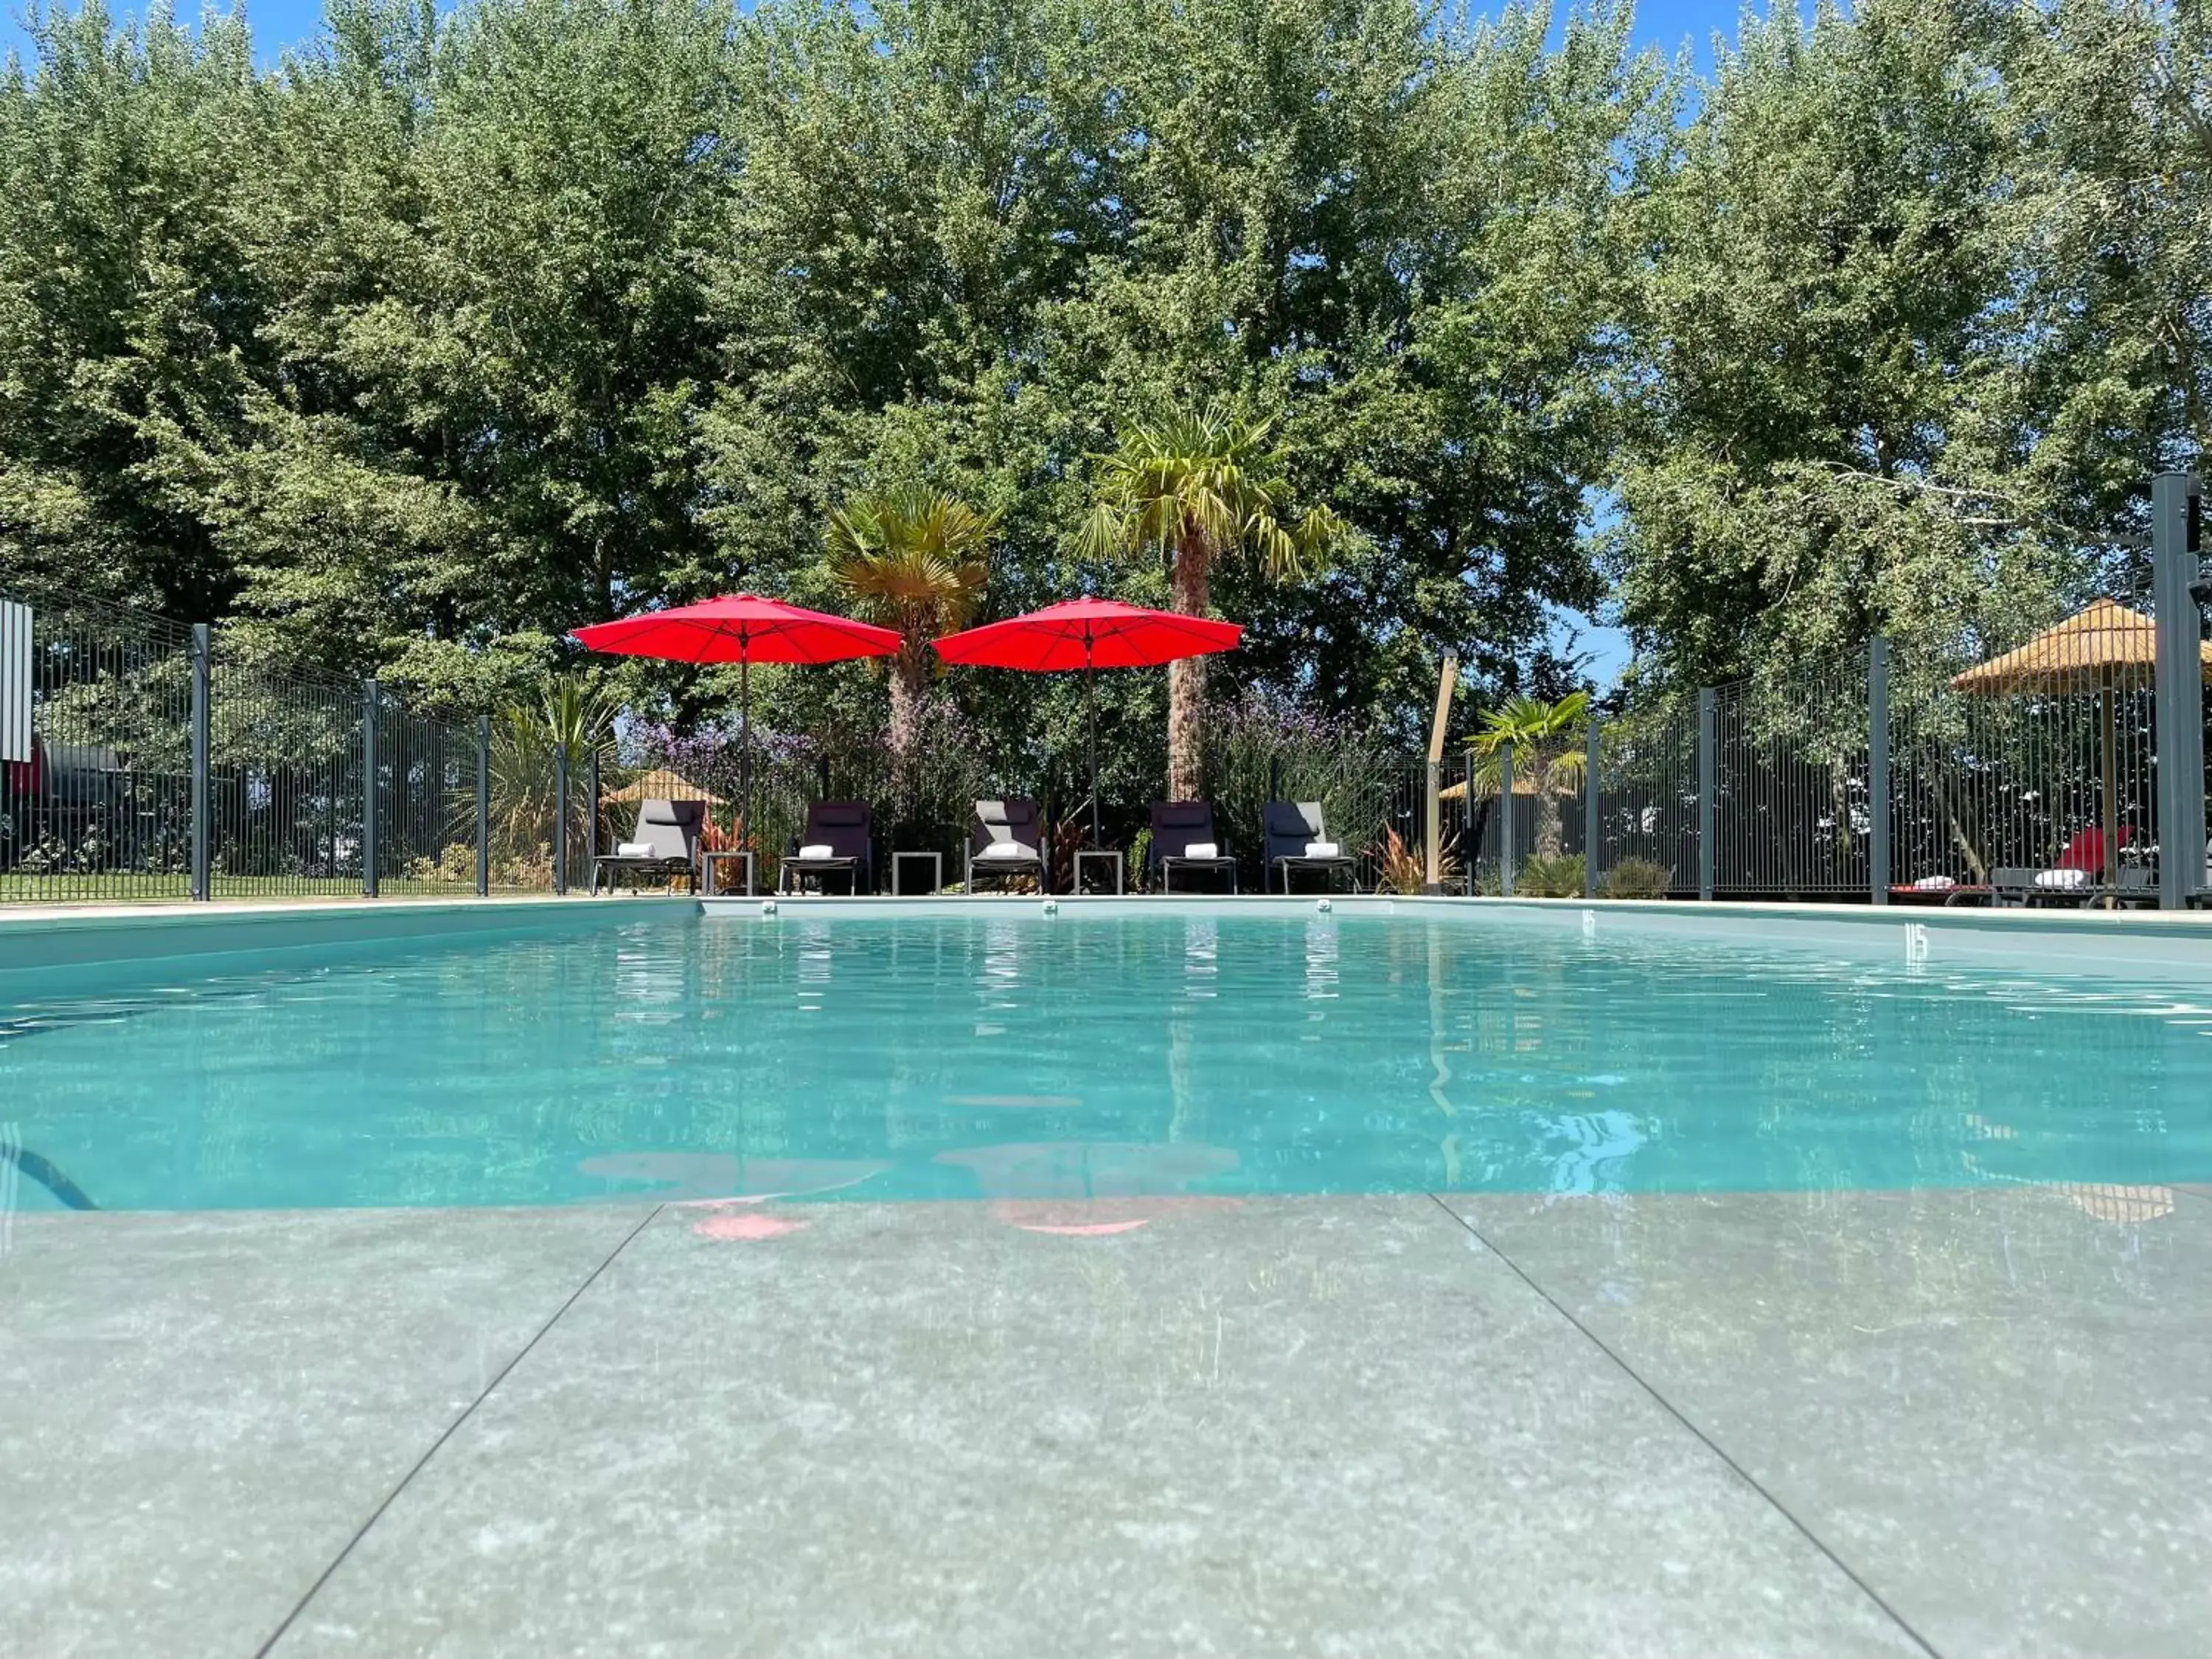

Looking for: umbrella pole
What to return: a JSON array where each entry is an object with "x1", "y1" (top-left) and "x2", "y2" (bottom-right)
[
  {"x1": 1086, "y1": 653, "x2": 1101, "y2": 847},
  {"x1": 741, "y1": 653, "x2": 754, "y2": 866},
  {"x1": 2101, "y1": 684, "x2": 2118, "y2": 902}
]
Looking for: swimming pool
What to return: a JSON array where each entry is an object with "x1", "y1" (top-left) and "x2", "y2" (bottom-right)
[{"x1": 5, "y1": 906, "x2": 2211, "y2": 1211}]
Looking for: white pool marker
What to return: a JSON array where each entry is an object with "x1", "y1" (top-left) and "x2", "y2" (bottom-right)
[
  {"x1": 1905, "y1": 922, "x2": 1930, "y2": 966},
  {"x1": 1581, "y1": 908, "x2": 1597, "y2": 940},
  {"x1": 1316, "y1": 897, "x2": 1333, "y2": 913},
  {"x1": 759, "y1": 898, "x2": 779, "y2": 917},
  {"x1": 1040, "y1": 897, "x2": 1060, "y2": 917}
]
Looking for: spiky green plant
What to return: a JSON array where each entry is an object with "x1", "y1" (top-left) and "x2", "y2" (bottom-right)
[{"x1": 486, "y1": 676, "x2": 622, "y2": 865}]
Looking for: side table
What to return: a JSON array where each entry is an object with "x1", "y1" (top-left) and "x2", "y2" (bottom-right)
[
  {"x1": 1072, "y1": 849, "x2": 1124, "y2": 896},
  {"x1": 892, "y1": 850, "x2": 944, "y2": 895},
  {"x1": 701, "y1": 850, "x2": 756, "y2": 897}
]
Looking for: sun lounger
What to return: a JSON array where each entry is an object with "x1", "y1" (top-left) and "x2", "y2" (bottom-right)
[
  {"x1": 966, "y1": 798, "x2": 1048, "y2": 893},
  {"x1": 1148, "y1": 800, "x2": 1237, "y2": 894},
  {"x1": 591, "y1": 799, "x2": 703, "y2": 894},
  {"x1": 1262, "y1": 800, "x2": 1357, "y2": 894},
  {"x1": 779, "y1": 801, "x2": 872, "y2": 894}
]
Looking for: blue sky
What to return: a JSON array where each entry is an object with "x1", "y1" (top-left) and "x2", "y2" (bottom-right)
[
  {"x1": 4, "y1": 0, "x2": 1770, "y2": 67},
  {"x1": 1, "y1": 0, "x2": 1781, "y2": 685}
]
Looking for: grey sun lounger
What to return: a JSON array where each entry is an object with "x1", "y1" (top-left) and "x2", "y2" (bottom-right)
[
  {"x1": 591, "y1": 798, "x2": 703, "y2": 894},
  {"x1": 779, "y1": 801, "x2": 873, "y2": 894},
  {"x1": 1262, "y1": 800, "x2": 1358, "y2": 894},
  {"x1": 1148, "y1": 799, "x2": 1237, "y2": 894},
  {"x1": 1992, "y1": 865, "x2": 2102, "y2": 908},
  {"x1": 966, "y1": 797, "x2": 1048, "y2": 894}
]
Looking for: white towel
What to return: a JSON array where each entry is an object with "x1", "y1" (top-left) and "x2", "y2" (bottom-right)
[
  {"x1": 978, "y1": 841, "x2": 1034, "y2": 860},
  {"x1": 616, "y1": 842, "x2": 654, "y2": 858},
  {"x1": 1911, "y1": 874, "x2": 1955, "y2": 891},
  {"x1": 797, "y1": 843, "x2": 835, "y2": 860},
  {"x1": 1305, "y1": 841, "x2": 1340, "y2": 858},
  {"x1": 2034, "y1": 868, "x2": 2090, "y2": 889},
  {"x1": 1182, "y1": 842, "x2": 1217, "y2": 860}
]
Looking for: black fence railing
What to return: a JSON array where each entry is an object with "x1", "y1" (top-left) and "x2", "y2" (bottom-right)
[
  {"x1": 1, "y1": 588, "x2": 498, "y2": 904},
  {"x1": 6, "y1": 575, "x2": 2207, "y2": 908}
]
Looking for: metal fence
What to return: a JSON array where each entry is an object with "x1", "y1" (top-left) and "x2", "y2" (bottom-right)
[
  {"x1": 6, "y1": 467, "x2": 2205, "y2": 909},
  {"x1": 1, "y1": 588, "x2": 497, "y2": 905}
]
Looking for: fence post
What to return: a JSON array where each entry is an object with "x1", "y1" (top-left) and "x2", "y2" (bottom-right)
[
  {"x1": 1868, "y1": 637, "x2": 1891, "y2": 907},
  {"x1": 1422, "y1": 757, "x2": 1441, "y2": 892},
  {"x1": 476, "y1": 715, "x2": 490, "y2": 897},
  {"x1": 586, "y1": 747, "x2": 600, "y2": 881},
  {"x1": 2153, "y1": 473, "x2": 2205, "y2": 909},
  {"x1": 1697, "y1": 686, "x2": 1716, "y2": 902},
  {"x1": 189, "y1": 623, "x2": 211, "y2": 902},
  {"x1": 554, "y1": 747, "x2": 570, "y2": 896},
  {"x1": 361, "y1": 678, "x2": 379, "y2": 898},
  {"x1": 1498, "y1": 742, "x2": 1515, "y2": 896},
  {"x1": 1584, "y1": 717, "x2": 1601, "y2": 898}
]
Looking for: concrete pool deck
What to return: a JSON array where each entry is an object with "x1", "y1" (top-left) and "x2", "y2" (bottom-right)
[{"x1": 5, "y1": 1187, "x2": 2210, "y2": 1658}]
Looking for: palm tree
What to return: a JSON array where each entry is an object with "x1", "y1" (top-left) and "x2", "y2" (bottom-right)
[
  {"x1": 1075, "y1": 403, "x2": 1346, "y2": 799},
  {"x1": 825, "y1": 486, "x2": 999, "y2": 760},
  {"x1": 1468, "y1": 692, "x2": 1590, "y2": 858}
]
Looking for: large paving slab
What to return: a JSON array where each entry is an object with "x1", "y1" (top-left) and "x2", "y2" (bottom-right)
[
  {"x1": 271, "y1": 1196, "x2": 1922, "y2": 1659},
  {"x1": 0, "y1": 1204, "x2": 658, "y2": 1659},
  {"x1": 1436, "y1": 1186, "x2": 2212, "y2": 1659}
]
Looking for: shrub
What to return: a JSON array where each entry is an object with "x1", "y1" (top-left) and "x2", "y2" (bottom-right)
[
  {"x1": 1514, "y1": 852, "x2": 1586, "y2": 897},
  {"x1": 1372, "y1": 826, "x2": 1458, "y2": 894},
  {"x1": 1600, "y1": 857, "x2": 1672, "y2": 900}
]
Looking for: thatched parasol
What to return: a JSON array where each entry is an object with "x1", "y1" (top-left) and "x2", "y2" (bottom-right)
[
  {"x1": 602, "y1": 767, "x2": 723, "y2": 806},
  {"x1": 1950, "y1": 598, "x2": 2212, "y2": 892},
  {"x1": 1438, "y1": 772, "x2": 1542, "y2": 802}
]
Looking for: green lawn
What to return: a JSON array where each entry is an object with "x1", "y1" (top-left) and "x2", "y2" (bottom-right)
[{"x1": 0, "y1": 874, "x2": 548, "y2": 905}]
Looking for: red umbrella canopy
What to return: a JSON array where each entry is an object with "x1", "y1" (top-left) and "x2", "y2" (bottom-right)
[
  {"x1": 571, "y1": 594, "x2": 900, "y2": 664},
  {"x1": 931, "y1": 597, "x2": 1241, "y2": 671}
]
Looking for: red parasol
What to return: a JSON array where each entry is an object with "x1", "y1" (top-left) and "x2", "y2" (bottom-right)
[
  {"x1": 572, "y1": 594, "x2": 900, "y2": 839},
  {"x1": 933, "y1": 599, "x2": 1242, "y2": 843}
]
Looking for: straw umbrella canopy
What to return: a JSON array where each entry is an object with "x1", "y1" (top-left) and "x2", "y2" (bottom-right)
[
  {"x1": 1950, "y1": 597, "x2": 2212, "y2": 890},
  {"x1": 1437, "y1": 773, "x2": 1542, "y2": 801},
  {"x1": 601, "y1": 768, "x2": 722, "y2": 807}
]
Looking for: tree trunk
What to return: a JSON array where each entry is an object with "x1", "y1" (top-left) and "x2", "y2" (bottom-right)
[
  {"x1": 888, "y1": 654, "x2": 928, "y2": 770},
  {"x1": 1534, "y1": 789, "x2": 1565, "y2": 859},
  {"x1": 1166, "y1": 535, "x2": 1211, "y2": 801}
]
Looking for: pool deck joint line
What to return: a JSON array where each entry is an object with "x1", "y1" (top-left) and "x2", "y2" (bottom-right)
[
  {"x1": 248, "y1": 1202, "x2": 667, "y2": 1658},
  {"x1": 1423, "y1": 1192, "x2": 1949, "y2": 1659}
]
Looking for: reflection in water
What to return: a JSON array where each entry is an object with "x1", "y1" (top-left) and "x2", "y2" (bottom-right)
[
  {"x1": 936, "y1": 1140, "x2": 1240, "y2": 1197},
  {"x1": 1529, "y1": 1110, "x2": 1649, "y2": 1197},
  {"x1": 9, "y1": 914, "x2": 2212, "y2": 1209},
  {"x1": 577, "y1": 1153, "x2": 891, "y2": 1202}
]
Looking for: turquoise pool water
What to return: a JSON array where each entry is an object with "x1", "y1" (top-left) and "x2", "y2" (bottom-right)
[{"x1": 4, "y1": 911, "x2": 2212, "y2": 1211}]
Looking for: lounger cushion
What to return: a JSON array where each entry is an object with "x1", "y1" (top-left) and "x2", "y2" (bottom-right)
[
  {"x1": 813, "y1": 805, "x2": 867, "y2": 829},
  {"x1": 1155, "y1": 802, "x2": 1211, "y2": 831}
]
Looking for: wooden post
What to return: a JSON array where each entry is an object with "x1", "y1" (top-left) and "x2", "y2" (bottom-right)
[{"x1": 1423, "y1": 655, "x2": 1458, "y2": 893}]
